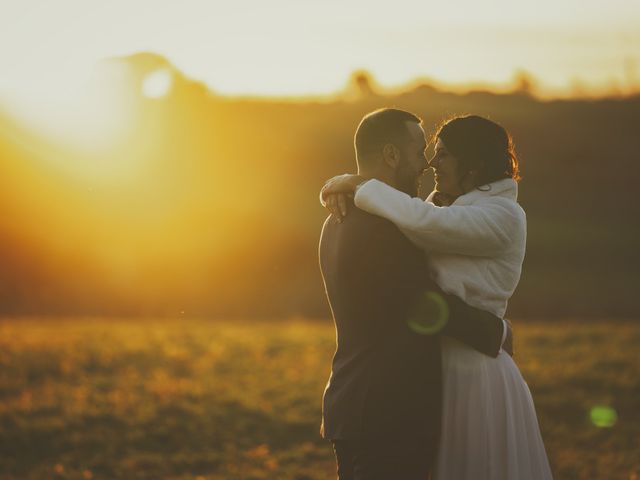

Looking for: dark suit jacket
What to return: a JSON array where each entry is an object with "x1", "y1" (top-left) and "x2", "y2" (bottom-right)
[{"x1": 319, "y1": 204, "x2": 503, "y2": 452}]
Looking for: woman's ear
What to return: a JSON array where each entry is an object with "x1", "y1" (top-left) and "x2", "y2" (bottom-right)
[{"x1": 382, "y1": 143, "x2": 400, "y2": 168}]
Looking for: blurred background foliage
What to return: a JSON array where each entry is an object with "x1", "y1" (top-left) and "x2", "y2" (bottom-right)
[{"x1": 1, "y1": 53, "x2": 638, "y2": 320}]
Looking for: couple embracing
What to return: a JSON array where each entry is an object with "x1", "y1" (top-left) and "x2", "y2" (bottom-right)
[{"x1": 318, "y1": 108, "x2": 553, "y2": 479}]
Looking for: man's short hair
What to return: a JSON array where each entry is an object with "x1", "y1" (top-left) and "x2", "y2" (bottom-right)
[{"x1": 354, "y1": 108, "x2": 422, "y2": 164}]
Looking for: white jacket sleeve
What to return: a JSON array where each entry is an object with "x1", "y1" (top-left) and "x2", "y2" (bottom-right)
[{"x1": 354, "y1": 179, "x2": 523, "y2": 256}]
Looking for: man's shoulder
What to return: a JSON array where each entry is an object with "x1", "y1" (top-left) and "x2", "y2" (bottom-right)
[
  {"x1": 322, "y1": 206, "x2": 405, "y2": 240},
  {"x1": 321, "y1": 207, "x2": 422, "y2": 266}
]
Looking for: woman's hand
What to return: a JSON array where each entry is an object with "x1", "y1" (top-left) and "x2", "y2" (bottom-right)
[
  {"x1": 320, "y1": 174, "x2": 365, "y2": 221},
  {"x1": 324, "y1": 192, "x2": 352, "y2": 222}
]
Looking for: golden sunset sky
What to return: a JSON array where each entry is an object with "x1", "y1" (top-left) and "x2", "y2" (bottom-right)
[{"x1": 1, "y1": 0, "x2": 639, "y2": 102}]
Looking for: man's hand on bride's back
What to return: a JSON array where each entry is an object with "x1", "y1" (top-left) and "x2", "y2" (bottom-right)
[{"x1": 319, "y1": 174, "x2": 365, "y2": 222}]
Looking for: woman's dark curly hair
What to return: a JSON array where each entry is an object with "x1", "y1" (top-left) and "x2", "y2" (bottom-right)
[{"x1": 434, "y1": 115, "x2": 521, "y2": 187}]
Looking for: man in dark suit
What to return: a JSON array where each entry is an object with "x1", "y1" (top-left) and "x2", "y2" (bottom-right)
[{"x1": 319, "y1": 108, "x2": 506, "y2": 479}]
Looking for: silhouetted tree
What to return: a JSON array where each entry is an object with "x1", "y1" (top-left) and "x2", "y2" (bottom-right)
[
  {"x1": 346, "y1": 70, "x2": 377, "y2": 98},
  {"x1": 512, "y1": 70, "x2": 538, "y2": 96}
]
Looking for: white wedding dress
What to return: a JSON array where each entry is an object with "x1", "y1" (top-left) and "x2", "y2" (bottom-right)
[
  {"x1": 354, "y1": 178, "x2": 553, "y2": 480},
  {"x1": 434, "y1": 337, "x2": 552, "y2": 479}
]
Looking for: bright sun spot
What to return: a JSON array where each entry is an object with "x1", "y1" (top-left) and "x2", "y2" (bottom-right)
[
  {"x1": 0, "y1": 62, "x2": 134, "y2": 152},
  {"x1": 142, "y1": 69, "x2": 173, "y2": 98},
  {"x1": 0, "y1": 61, "x2": 142, "y2": 181}
]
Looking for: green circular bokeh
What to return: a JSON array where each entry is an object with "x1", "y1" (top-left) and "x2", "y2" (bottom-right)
[
  {"x1": 589, "y1": 405, "x2": 618, "y2": 428},
  {"x1": 406, "y1": 291, "x2": 450, "y2": 335}
]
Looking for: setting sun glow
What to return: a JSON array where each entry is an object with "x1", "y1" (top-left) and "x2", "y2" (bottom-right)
[
  {"x1": 0, "y1": 0, "x2": 638, "y2": 319},
  {"x1": 0, "y1": 4, "x2": 638, "y2": 478}
]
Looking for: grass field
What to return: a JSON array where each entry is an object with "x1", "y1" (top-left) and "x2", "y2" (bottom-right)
[{"x1": 0, "y1": 317, "x2": 638, "y2": 479}]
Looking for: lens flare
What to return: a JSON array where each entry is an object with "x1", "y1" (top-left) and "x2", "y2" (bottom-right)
[
  {"x1": 590, "y1": 405, "x2": 618, "y2": 428},
  {"x1": 406, "y1": 291, "x2": 449, "y2": 335},
  {"x1": 142, "y1": 69, "x2": 173, "y2": 98}
]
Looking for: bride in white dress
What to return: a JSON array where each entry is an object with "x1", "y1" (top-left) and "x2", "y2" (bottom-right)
[{"x1": 321, "y1": 114, "x2": 553, "y2": 479}]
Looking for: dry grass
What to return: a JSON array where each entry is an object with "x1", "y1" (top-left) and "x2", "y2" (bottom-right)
[{"x1": 0, "y1": 317, "x2": 638, "y2": 479}]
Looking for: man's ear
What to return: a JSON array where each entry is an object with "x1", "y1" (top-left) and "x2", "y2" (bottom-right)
[{"x1": 382, "y1": 143, "x2": 400, "y2": 168}]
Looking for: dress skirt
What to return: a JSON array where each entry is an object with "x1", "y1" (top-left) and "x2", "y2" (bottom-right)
[{"x1": 433, "y1": 337, "x2": 554, "y2": 480}]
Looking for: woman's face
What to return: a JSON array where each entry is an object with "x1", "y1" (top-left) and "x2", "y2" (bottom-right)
[{"x1": 429, "y1": 138, "x2": 465, "y2": 197}]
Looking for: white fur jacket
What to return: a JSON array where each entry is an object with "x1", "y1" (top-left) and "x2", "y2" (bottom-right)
[{"x1": 353, "y1": 178, "x2": 526, "y2": 318}]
